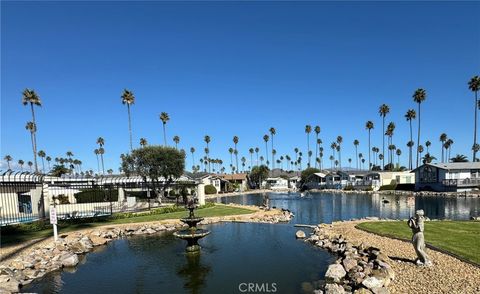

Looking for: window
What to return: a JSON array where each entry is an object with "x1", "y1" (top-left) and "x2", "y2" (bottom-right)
[{"x1": 420, "y1": 166, "x2": 437, "y2": 183}]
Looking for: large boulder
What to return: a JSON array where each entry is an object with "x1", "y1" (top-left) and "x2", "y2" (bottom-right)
[
  {"x1": 0, "y1": 278, "x2": 20, "y2": 293},
  {"x1": 325, "y1": 264, "x2": 347, "y2": 283},
  {"x1": 324, "y1": 283, "x2": 346, "y2": 294},
  {"x1": 362, "y1": 276, "x2": 385, "y2": 289},
  {"x1": 296, "y1": 230, "x2": 306, "y2": 239},
  {"x1": 342, "y1": 257, "x2": 358, "y2": 272},
  {"x1": 61, "y1": 253, "x2": 79, "y2": 267},
  {"x1": 89, "y1": 235, "x2": 108, "y2": 246}
]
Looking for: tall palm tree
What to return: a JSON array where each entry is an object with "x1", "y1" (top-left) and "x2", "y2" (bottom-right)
[
  {"x1": 159, "y1": 112, "x2": 170, "y2": 146},
  {"x1": 204, "y1": 135, "x2": 211, "y2": 172},
  {"x1": 386, "y1": 122, "x2": 395, "y2": 168},
  {"x1": 46, "y1": 156, "x2": 51, "y2": 170},
  {"x1": 190, "y1": 147, "x2": 196, "y2": 170},
  {"x1": 233, "y1": 149, "x2": 239, "y2": 172},
  {"x1": 241, "y1": 157, "x2": 246, "y2": 172},
  {"x1": 468, "y1": 76, "x2": 480, "y2": 161},
  {"x1": 121, "y1": 89, "x2": 135, "y2": 150},
  {"x1": 228, "y1": 147, "x2": 234, "y2": 171},
  {"x1": 418, "y1": 145, "x2": 424, "y2": 164},
  {"x1": 314, "y1": 126, "x2": 321, "y2": 168},
  {"x1": 405, "y1": 109, "x2": 416, "y2": 170},
  {"x1": 27, "y1": 161, "x2": 33, "y2": 172},
  {"x1": 22, "y1": 89, "x2": 41, "y2": 172},
  {"x1": 445, "y1": 138, "x2": 454, "y2": 161},
  {"x1": 25, "y1": 121, "x2": 37, "y2": 171},
  {"x1": 353, "y1": 139, "x2": 359, "y2": 170},
  {"x1": 379, "y1": 104, "x2": 390, "y2": 170},
  {"x1": 439, "y1": 133, "x2": 448, "y2": 162},
  {"x1": 18, "y1": 159, "x2": 24, "y2": 171},
  {"x1": 365, "y1": 121, "x2": 374, "y2": 170},
  {"x1": 38, "y1": 150, "x2": 46, "y2": 173},
  {"x1": 255, "y1": 147, "x2": 260, "y2": 166},
  {"x1": 396, "y1": 149, "x2": 402, "y2": 167},
  {"x1": 269, "y1": 127, "x2": 276, "y2": 169},
  {"x1": 140, "y1": 138, "x2": 148, "y2": 147},
  {"x1": 249, "y1": 148, "x2": 254, "y2": 170},
  {"x1": 336, "y1": 136, "x2": 343, "y2": 169},
  {"x1": 173, "y1": 135, "x2": 180, "y2": 149},
  {"x1": 94, "y1": 149, "x2": 100, "y2": 173},
  {"x1": 358, "y1": 153, "x2": 364, "y2": 170},
  {"x1": 305, "y1": 125, "x2": 312, "y2": 167},
  {"x1": 425, "y1": 141, "x2": 431, "y2": 154},
  {"x1": 96, "y1": 137, "x2": 105, "y2": 174},
  {"x1": 263, "y1": 135, "x2": 269, "y2": 166},
  {"x1": 451, "y1": 154, "x2": 468, "y2": 162},
  {"x1": 4, "y1": 155, "x2": 12, "y2": 170},
  {"x1": 319, "y1": 146, "x2": 324, "y2": 170},
  {"x1": 233, "y1": 136, "x2": 239, "y2": 171},
  {"x1": 413, "y1": 88, "x2": 427, "y2": 168},
  {"x1": 260, "y1": 156, "x2": 264, "y2": 165}
]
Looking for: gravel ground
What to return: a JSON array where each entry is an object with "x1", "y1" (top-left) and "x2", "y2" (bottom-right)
[{"x1": 328, "y1": 220, "x2": 480, "y2": 294}]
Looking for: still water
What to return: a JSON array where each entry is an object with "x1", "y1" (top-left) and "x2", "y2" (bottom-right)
[{"x1": 24, "y1": 192, "x2": 480, "y2": 294}]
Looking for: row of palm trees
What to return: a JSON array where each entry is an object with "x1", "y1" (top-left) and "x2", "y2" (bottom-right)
[{"x1": 8, "y1": 76, "x2": 479, "y2": 176}]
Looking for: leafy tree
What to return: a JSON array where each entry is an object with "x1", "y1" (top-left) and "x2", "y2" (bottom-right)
[
  {"x1": 300, "y1": 167, "x2": 320, "y2": 185},
  {"x1": 121, "y1": 89, "x2": 135, "y2": 150},
  {"x1": 249, "y1": 165, "x2": 269, "y2": 189},
  {"x1": 121, "y1": 146, "x2": 185, "y2": 198}
]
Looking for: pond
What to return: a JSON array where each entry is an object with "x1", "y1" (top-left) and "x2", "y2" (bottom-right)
[{"x1": 23, "y1": 192, "x2": 480, "y2": 293}]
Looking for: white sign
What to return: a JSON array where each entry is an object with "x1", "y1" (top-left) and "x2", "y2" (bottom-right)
[{"x1": 50, "y1": 207, "x2": 57, "y2": 225}]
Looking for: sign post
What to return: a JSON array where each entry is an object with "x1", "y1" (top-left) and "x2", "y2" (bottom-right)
[{"x1": 50, "y1": 206, "x2": 58, "y2": 241}]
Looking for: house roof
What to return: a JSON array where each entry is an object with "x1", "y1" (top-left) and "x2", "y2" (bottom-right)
[
  {"x1": 220, "y1": 173, "x2": 248, "y2": 181},
  {"x1": 412, "y1": 162, "x2": 480, "y2": 172},
  {"x1": 310, "y1": 172, "x2": 328, "y2": 178}
]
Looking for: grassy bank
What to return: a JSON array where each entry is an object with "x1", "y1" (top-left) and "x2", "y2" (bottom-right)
[
  {"x1": 0, "y1": 204, "x2": 254, "y2": 246},
  {"x1": 356, "y1": 221, "x2": 480, "y2": 265}
]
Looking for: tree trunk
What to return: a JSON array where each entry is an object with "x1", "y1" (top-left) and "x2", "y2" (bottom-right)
[
  {"x1": 128, "y1": 104, "x2": 133, "y2": 151},
  {"x1": 163, "y1": 123, "x2": 167, "y2": 146},
  {"x1": 474, "y1": 90, "x2": 478, "y2": 161},
  {"x1": 30, "y1": 103, "x2": 39, "y2": 172},
  {"x1": 368, "y1": 130, "x2": 371, "y2": 170},
  {"x1": 416, "y1": 103, "x2": 421, "y2": 168},
  {"x1": 101, "y1": 154, "x2": 105, "y2": 175},
  {"x1": 96, "y1": 154, "x2": 100, "y2": 174},
  {"x1": 382, "y1": 116, "x2": 385, "y2": 170},
  {"x1": 271, "y1": 136, "x2": 274, "y2": 170}
]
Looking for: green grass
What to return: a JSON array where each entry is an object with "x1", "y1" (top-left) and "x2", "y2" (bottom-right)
[
  {"x1": 0, "y1": 204, "x2": 254, "y2": 247},
  {"x1": 356, "y1": 221, "x2": 480, "y2": 265}
]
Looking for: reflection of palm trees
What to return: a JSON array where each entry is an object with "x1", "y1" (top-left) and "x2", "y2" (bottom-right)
[{"x1": 177, "y1": 253, "x2": 211, "y2": 294}]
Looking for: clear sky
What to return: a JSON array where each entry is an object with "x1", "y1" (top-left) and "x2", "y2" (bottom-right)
[{"x1": 1, "y1": 1, "x2": 479, "y2": 173}]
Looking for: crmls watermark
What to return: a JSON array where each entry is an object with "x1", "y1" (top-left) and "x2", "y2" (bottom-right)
[{"x1": 238, "y1": 282, "x2": 278, "y2": 293}]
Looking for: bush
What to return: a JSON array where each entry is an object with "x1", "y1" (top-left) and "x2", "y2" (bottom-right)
[
  {"x1": 363, "y1": 186, "x2": 374, "y2": 191},
  {"x1": 379, "y1": 180, "x2": 397, "y2": 191},
  {"x1": 75, "y1": 188, "x2": 118, "y2": 203},
  {"x1": 343, "y1": 185, "x2": 354, "y2": 191},
  {"x1": 169, "y1": 190, "x2": 178, "y2": 197},
  {"x1": 204, "y1": 185, "x2": 217, "y2": 195},
  {"x1": 57, "y1": 195, "x2": 70, "y2": 204}
]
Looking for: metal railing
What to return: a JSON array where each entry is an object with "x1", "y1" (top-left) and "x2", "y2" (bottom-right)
[
  {"x1": 442, "y1": 178, "x2": 480, "y2": 187},
  {"x1": 0, "y1": 171, "x2": 196, "y2": 226}
]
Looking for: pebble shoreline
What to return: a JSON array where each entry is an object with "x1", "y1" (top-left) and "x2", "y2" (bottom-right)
[{"x1": 0, "y1": 206, "x2": 293, "y2": 293}]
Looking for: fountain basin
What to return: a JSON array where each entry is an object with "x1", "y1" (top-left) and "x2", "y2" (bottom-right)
[{"x1": 174, "y1": 229, "x2": 211, "y2": 252}]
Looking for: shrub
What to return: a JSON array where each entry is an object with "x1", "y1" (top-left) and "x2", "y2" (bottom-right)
[
  {"x1": 57, "y1": 195, "x2": 70, "y2": 204},
  {"x1": 74, "y1": 188, "x2": 118, "y2": 203},
  {"x1": 204, "y1": 185, "x2": 217, "y2": 195},
  {"x1": 379, "y1": 180, "x2": 397, "y2": 191},
  {"x1": 169, "y1": 190, "x2": 178, "y2": 197},
  {"x1": 343, "y1": 185, "x2": 354, "y2": 191}
]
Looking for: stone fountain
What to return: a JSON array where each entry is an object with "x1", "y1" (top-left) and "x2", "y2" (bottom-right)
[{"x1": 173, "y1": 197, "x2": 210, "y2": 253}]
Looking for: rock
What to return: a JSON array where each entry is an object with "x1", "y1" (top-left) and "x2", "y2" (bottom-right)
[
  {"x1": 10, "y1": 260, "x2": 25, "y2": 271},
  {"x1": 371, "y1": 287, "x2": 389, "y2": 294},
  {"x1": 61, "y1": 254, "x2": 79, "y2": 267},
  {"x1": 145, "y1": 228, "x2": 156, "y2": 234},
  {"x1": 296, "y1": 230, "x2": 306, "y2": 239},
  {"x1": 69, "y1": 241, "x2": 89, "y2": 254},
  {"x1": 325, "y1": 264, "x2": 347, "y2": 283},
  {"x1": 324, "y1": 283, "x2": 346, "y2": 294},
  {"x1": 89, "y1": 235, "x2": 108, "y2": 246},
  {"x1": 342, "y1": 258, "x2": 358, "y2": 272},
  {"x1": 362, "y1": 277, "x2": 385, "y2": 290},
  {"x1": 0, "y1": 278, "x2": 20, "y2": 293}
]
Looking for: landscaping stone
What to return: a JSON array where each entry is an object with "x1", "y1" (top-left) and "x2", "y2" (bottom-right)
[
  {"x1": 324, "y1": 283, "x2": 346, "y2": 294},
  {"x1": 89, "y1": 235, "x2": 108, "y2": 246},
  {"x1": 61, "y1": 254, "x2": 79, "y2": 267},
  {"x1": 296, "y1": 230, "x2": 307, "y2": 239},
  {"x1": 325, "y1": 264, "x2": 347, "y2": 283}
]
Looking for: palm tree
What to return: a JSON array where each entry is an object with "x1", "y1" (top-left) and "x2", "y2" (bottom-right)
[
  {"x1": 314, "y1": 126, "x2": 321, "y2": 168},
  {"x1": 425, "y1": 141, "x2": 431, "y2": 154},
  {"x1": 353, "y1": 139, "x2": 359, "y2": 170},
  {"x1": 329, "y1": 155, "x2": 334, "y2": 169},
  {"x1": 413, "y1": 88, "x2": 427, "y2": 168},
  {"x1": 25, "y1": 121, "x2": 37, "y2": 170},
  {"x1": 249, "y1": 148, "x2": 254, "y2": 170},
  {"x1": 96, "y1": 137, "x2": 105, "y2": 174},
  {"x1": 233, "y1": 136, "x2": 239, "y2": 171},
  {"x1": 159, "y1": 112, "x2": 170, "y2": 146},
  {"x1": 445, "y1": 138, "x2": 454, "y2": 161},
  {"x1": 38, "y1": 150, "x2": 46, "y2": 173},
  {"x1": 204, "y1": 135, "x2": 211, "y2": 172},
  {"x1": 190, "y1": 147, "x2": 196, "y2": 171},
  {"x1": 260, "y1": 156, "x2": 264, "y2": 165},
  {"x1": 379, "y1": 104, "x2": 390, "y2": 169},
  {"x1": 234, "y1": 149, "x2": 239, "y2": 172},
  {"x1": 319, "y1": 146, "x2": 324, "y2": 170},
  {"x1": 358, "y1": 153, "x2": 364, "y2": 170},
  {"x1": 365, "y1": 121, "x2": 374, "y2": 170},
  {"x1": 22, "y1": 89, "x2": 41, "y2": 172},
  {"x1": 336, "y1": 136, "x2": 343, "y2": 169},
  {"x1": 27, "y1": 161, "x2": 33, "y2": 172},
  {"x1": 386, "y1": 122, "x2": 396, "y2": 168},
  {"x1": 121, "y1": 89, "x2": 135, "y2": 150},
  {"x1": 418, "y1": 145, "x2": 424, "y2": 164},
  {"x1": 173, "y1": 135, "x2": 180, "y2": 149},
  {"x1": 269, "y1": 127, "x2": 276, "y2": 169},
  {"x1": 255, "y1": 147, "x2": 260, "y2": 166},
  {"x1": 472, "y1": 144, "x2": 480, "y2": 161},
  {"x1": 18, "y1": 159, "x2": 24, "y2": 171},
  {"x1": 405, "y1": 109, "x2": 416, "y2": 169},
  {"x1": 46, "y1": 156, "x2": 52, "y2": 171},
  {"x1": 348, "y1": 158, "x2": 352, "y2": 168},
  {"x1": 468, "y1": 76, "x2": 480, "y2": 161},
  {"x1": 140, "y1": 138, "x2": 148, "y2": 147},
  {"x1": 422, "y1": 153, "x2": 436, "y2": 164},
  {"x1": 241, "y1": 157, "x2": 246, "y2": 172},
  {"x1": 263, "y1": 135, "x2": 269, "y2": 166},
  {"x1": 304, "y1": 125, "x2": 312, "y2": 167},
  {"x1": 94, "y1": 149, "x2": 100, "y2": 173},
  {"x1": 451, "y1": 154, "x2": 468, "y2": 162},
  {"x1": 4, "y1": 155, "x2": 12, "y2": 170},
  {"x1": 439, "y1": 133, "x2": 448, "y2": 162},
  {"x1": 228, "y1": 147, "x2": 234, "y2": 171}
]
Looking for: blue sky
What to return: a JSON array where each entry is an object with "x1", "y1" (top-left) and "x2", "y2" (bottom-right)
[{"x1": 1, "y1": 1, "x2": 479, "y2": 172}]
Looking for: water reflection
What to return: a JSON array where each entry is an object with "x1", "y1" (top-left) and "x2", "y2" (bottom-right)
[{"x1": 177, "y1": 253, "x2": 211, "y2": 294}]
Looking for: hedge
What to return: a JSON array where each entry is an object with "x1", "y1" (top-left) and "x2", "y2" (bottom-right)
[
  {"x1": 74, "y1": 188, "x2": 119, "y2": 203},
  {"x1": 204, "y1": 185, "x2": 217, "y2": 195}
]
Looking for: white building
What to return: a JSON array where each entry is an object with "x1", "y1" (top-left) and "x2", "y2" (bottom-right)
[
  {"x1": 412, "y1": 162, "x2": 480, "y2": 192},
  {"x1": 263, "y1": 177, "x2": 289, "y2": 190}
]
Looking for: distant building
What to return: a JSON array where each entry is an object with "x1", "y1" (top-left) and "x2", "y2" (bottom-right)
[
  {"x1": 360, "y1": 171, "x2": 414, "y2": 191},
  {"x1": 263, "y1": 177, "x2": 289, "y2": 190},
  {"x1": 304, "y1": 172, "x2": 328, "y2": 190},
  {"x1": 220, "y1": 173, "x2": 249, "y2": 192},
  {"x1": 412, "y1": 162, "x2": 480, "y2": 192}
]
